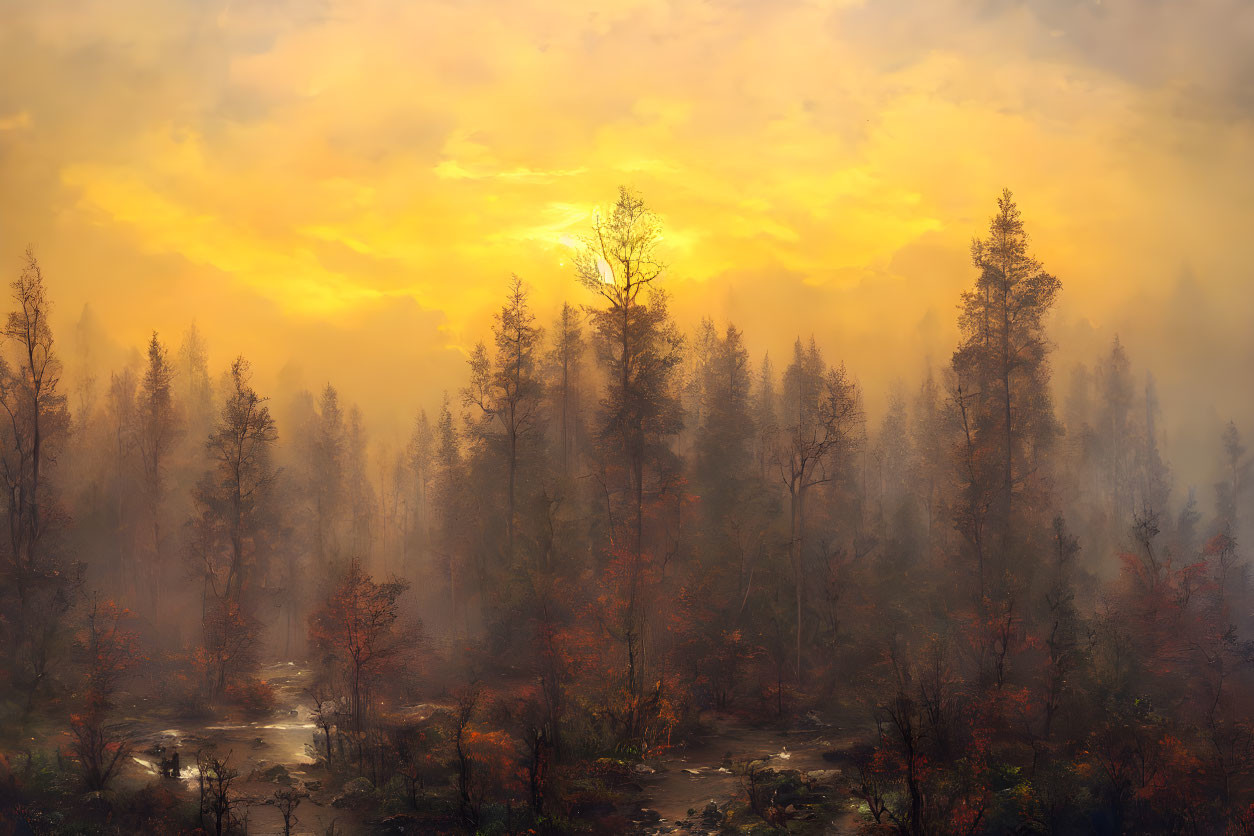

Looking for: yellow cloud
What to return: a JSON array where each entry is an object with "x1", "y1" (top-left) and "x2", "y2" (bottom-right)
[{"x1": 1, "y1": 0, "x2": 1248, "y2": 433}]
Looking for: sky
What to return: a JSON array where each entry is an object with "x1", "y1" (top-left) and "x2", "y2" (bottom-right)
[{"x1": 0, "y1": 0, "x2": 1251, "y2": 485}]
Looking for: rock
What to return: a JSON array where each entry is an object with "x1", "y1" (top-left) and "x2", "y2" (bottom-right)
[
  {"x1": 331, "y1": 776, "x2": 373, "y2": 808},
  {"x1": 252, "y1": 737, "x2": 266, "y2": 748},
  {"x1": 682, "y1": 767, "x2": 704, "y2": 776},
  {"x1": 261, "y1": 763, "x2": 292, "y2": 785},
  {"x1": 380, "y1": 813, "x2": 423, "y2": 830},
  {"x1": 807, "y1": 768, "x2": 841, "y2": 786},
  {"x1": 303, "y1": 779, "x2": 322, "y2": 792},
  {"x1": 701, "y1": 800, "x2": 721, "y2": 824},
  {"x1": 632, "y1": 762, "x2": 656, "y2": 775}
]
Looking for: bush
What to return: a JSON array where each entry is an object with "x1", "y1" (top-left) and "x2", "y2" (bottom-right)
[{"x1": 226, "y1": 677, "x2": 276, "y2": 715}]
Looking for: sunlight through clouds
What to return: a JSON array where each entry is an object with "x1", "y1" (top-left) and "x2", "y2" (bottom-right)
[{"x1": 0, "y1": 0, "x2": 1250, "y2": 430}]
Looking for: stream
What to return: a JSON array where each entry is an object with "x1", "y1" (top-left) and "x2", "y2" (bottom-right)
[
  {"x1": 629, "y1": 716, "x2": 862, "y2": 834},
  {"x1": 115, "y1": 664, "x2": 860, "y2": 834},
  {"x1": 123, "y1": 661, "x2": 349, "y2": 835}
]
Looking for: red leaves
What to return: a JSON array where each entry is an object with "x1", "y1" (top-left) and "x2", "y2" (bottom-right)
[{"x1": 308, "y1": 558, "x2": 411, "y2": 730}]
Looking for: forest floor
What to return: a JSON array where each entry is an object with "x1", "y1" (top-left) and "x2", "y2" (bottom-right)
[
  {"x1": 99, "y1": 664, "x2": 868, "y2": 834},
  {"x1": 627, "y1": 714, "x2": 866, "y2": 834}
]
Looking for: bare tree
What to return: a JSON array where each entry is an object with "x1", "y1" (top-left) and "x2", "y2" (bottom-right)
[
  {"x1": 269, "y1": 786, "x2": 309, "y2": 836},
  {"x1": 196, "y1": 749, "x2": 242, "y2": 836},
  {"x1": 0, "y1": 248, "x2": 74, "y2": 706}
]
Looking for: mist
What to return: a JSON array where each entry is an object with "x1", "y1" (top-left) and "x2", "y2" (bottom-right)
[{"x1": 3, "y1": 1, "x2": 1254, "y2": 834}]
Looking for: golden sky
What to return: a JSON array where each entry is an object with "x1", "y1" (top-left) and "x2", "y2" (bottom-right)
[{"x1": 1, "y1": 0, "x2": 1251, "y2": 465}]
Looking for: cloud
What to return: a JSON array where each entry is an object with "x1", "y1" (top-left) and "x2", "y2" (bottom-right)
[{"x1": 0, "y1": 0, "x2": 1249, "y2": 447}]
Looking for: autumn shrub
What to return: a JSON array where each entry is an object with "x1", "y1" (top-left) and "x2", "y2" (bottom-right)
[{"x1": 225, "y1": 676, "x2": 276, "y2": 715}]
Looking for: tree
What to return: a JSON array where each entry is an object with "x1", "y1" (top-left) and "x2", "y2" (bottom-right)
[
  {"x1": 911, "y1": 367, "x2": 946, "y2": 547},
  {"x1": 450, "y1": 686, "x2": 520, "y2": 830},
  {"x1": 1217, "y1": 421, "x2": 1247, "y2": 529},
  {"x1": 69, "y1": 594, "x2": 139, "y2": 791},
  {"x1": 104, "y1": 368, "x2": 139, "y2": 590},
  {"x1": 343, "y1": 404, "x2": 374, "y2": 560},
  {"x1": 309, "y1": 558, "x2": 411, "y2": 733},
  {"x1": 775, "y1": 338, "x2": 862, "y2": 680},
  {"x1": 753, "y1": 353, "x2": 777, "y2": 481},
  {"x1": 196, "y1": 750, "x2": 242, "y2": 836},
  {"x1": 190, "y1": 357, "x2": 277, "y2": 699},
  {"x1": 871, "y1": 388, "x2": 911, "y2": 543},
  {"x1": 405, "y1": 409, "x2": 435, "y2": 572},
  {"x1": 574, "y1": 186, "x2": 684, "y2": 700},
  {"x1": 0, "y1": 248, "x2": 74, "y2": 706},
  {"x1": 951, "y1": 189, "x2": 1061, "y2": 600},
  {"x1": 547, "y1": 301, "x2": 585, "y2": 478},
  {"x1": 1138, "y1": 372, "x2": 1171, "y2": 522},
  {"x1": 432, "y1": 393, "x2": 464, "y2": 616},
  {"x1": 684, "y1": 317, "x2": 719, "y2": 457},
  {"x1": 1095, "y1": 337, "x2": 1135, "y2": 532},
  {"x1": 177, "y1": 321, "x2": 213, "y2": 436},
  {"x1": 135, "y1": 332, "x2": 180, "y2": 608},
  {"x1": 2, "y1": 249, "x2": 63, "y2": 576},
  {"x1": 309, "y1": 384, "x2": 346, "y2": 569},
  {"x1": 201, "y1": 597, "x2": 262, "y2": 697},
  {"x1": 269, "y1": 786, "x2": 308, "y2": 836},
  {"x1": 194, "y1": 357, "x2": 278, "y2": 603},
  {"x1": 575, "y1": 187, "x2": 683, "y2": 554},
  {"x1": 695, "y1": 323, "x2": 755, "y2": 517},
  {"x1": 463, "y1": 275, "x2": 544, "y2": 563}
]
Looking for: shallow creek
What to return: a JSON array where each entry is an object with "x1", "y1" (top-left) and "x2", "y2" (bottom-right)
[
  {"x1": 117, "y1": 666, "x2": 861, "y2": 834},
  {"x1": 123, "y1": 661, "x2": 346, "y2": 835},
  {"x1": 631, "y1": 718, "x2": 862, "y2": 834}
]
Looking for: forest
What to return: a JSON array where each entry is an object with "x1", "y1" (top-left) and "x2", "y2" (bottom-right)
[{"x1": 0, "y1": 186, "x2": 1251, "y2": 835}]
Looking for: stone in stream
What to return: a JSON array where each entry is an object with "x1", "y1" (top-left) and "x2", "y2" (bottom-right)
[
  {"x1": 259, "y1": 763, "x2": 293, "y2": 785},
  {"x1": 634, "y1": 808, "x2": 662, "y2": 823},
  {"x1": 806, "y1": 768, "x2": 841, "y2": 787}
]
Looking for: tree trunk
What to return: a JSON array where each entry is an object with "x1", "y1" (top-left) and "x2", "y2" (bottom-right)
[
  {"x1": 507, "y1": 426, "x2": 517, "y2": 562},
  {"x1": 790, "y1": 484, "x2": 804, "y2": 682}
]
